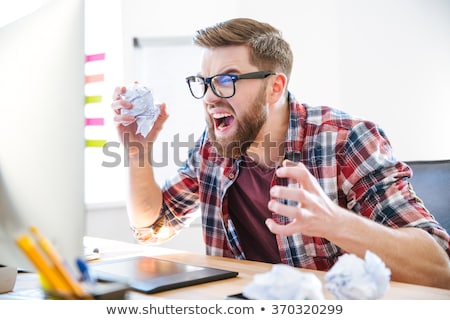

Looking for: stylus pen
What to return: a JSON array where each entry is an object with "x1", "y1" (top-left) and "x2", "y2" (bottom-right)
[{"x1": 76, "y1": 258, "x2": 96, "y2": 284}]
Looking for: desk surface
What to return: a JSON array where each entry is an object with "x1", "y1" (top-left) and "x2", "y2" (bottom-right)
[{"x1": 4, "y1": 237, "x2": 450, "y2": 300}]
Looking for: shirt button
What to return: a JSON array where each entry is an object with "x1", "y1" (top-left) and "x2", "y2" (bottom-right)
[{"x1": 228, "y1": 173, "x2": 235, "y2": 179}]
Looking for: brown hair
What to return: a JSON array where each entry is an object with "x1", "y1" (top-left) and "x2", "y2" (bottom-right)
[{"x1": 193, "y1": 18, "x2": 293, "y2": 81}]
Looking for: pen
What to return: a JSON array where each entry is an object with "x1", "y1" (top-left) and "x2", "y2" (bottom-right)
[{"x1": 76, "y1": 257, "x2": 96, "y2": 284}]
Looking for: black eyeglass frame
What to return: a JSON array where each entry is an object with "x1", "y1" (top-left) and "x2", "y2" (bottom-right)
[{"x1": 186, "y1": 71, "x2": 276, "y2": 99}]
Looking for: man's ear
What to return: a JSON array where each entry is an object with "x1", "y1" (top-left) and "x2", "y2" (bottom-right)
[{"x1": 268, "y1": 73, "x2": 287, "y2": 103}]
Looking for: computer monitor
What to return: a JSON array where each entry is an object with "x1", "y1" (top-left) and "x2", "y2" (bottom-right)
[{"x1": 0, "y1": 0, "x2": 85, "y2": 277}]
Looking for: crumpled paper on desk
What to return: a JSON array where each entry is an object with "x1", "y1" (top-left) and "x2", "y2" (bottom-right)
[
  {"x1": 120, "y1": 83, "x2": 160, "y2": 138},
  {"x1": 324, "y1": 250, "x2": 391, "y2": 299},
  {"x1": 242, "y1": 264, "x2": 325, "y2": 300}
]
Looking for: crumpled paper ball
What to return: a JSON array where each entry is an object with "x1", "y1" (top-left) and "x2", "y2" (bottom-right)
[
  {"x1": 242, "y1": 264, "x2": 325, "y2": 300},
  {"x1": 324, "y1": 250, "x2": 391, "y2": 299},
  {"x1": 120, "y1": 83, "x2": 160, "y2": 138}
]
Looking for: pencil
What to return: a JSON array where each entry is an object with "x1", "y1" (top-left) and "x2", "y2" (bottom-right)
[
  {"x1": 15, "y1": 234, "x2": 74, "y2": 296},
  {"x1": 30, "y1": 226, "x2": 91, "y2": 299}
]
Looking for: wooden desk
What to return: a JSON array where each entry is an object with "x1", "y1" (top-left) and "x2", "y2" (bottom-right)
[
  {"x1": 86, "y1": 237, "x2": 450, "y2": 300},
  {"x1": 4, "y1": 237, "x2": 450, "y2": 300}
]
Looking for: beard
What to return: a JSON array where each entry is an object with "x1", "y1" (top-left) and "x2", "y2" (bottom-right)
[{"x1": 207, "y1": 87, "x2": 267, "y2": 158}]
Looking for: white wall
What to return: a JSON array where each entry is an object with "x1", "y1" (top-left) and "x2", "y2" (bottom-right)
[{"x1": 337, "y1": 0, "x2": 450, "y2": 161}]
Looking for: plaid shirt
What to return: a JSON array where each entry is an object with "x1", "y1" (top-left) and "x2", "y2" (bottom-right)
[{"x1": 133, "y1": 93, "x2": 450, "y2": 270}]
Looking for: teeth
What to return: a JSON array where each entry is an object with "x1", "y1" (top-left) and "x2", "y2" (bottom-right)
[{"x1": 212, "y1": 113, "x2": 231, "y2": 119}]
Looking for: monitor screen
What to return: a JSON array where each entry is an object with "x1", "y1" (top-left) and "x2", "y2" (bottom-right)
[{"x1": 0, "y1": 0, "x2": 85, "y2": 273}]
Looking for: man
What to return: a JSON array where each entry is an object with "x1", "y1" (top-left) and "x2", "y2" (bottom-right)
[{"x1": 112, "y1": 18, "x2": 450, "y2": 289}]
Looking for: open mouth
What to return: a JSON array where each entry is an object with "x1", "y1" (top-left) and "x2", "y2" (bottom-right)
[{"x1": 212, "y1": 112, "x2": 234, "y2": 131}]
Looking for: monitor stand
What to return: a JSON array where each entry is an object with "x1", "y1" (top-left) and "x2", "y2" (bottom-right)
[{"x1": 0, "y1": 266, "x2": 17, "y2": 293}]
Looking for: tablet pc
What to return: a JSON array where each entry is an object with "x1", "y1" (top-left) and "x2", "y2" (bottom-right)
[{"x1": 90, "y1": 256, "x2": 238, "y2": 294}]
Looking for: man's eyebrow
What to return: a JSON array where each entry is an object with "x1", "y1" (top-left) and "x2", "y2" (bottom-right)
[
  {"x1": 209, "y1": 69, "x2": 242, "y2": 77},
  {"x1": 221, "y1": 68, "x2": 240, "y2": 74},
  {"x1": 196, "y1": 68, "x2": 241, "y2": 78}
]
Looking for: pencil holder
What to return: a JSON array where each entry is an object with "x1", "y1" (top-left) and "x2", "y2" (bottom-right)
[
  {"x1": 0, "y1": 266, "x2": 17, "y2": 294},
  {"x1": 43, "y1": 281, "x2": 130, "y2": 300}
]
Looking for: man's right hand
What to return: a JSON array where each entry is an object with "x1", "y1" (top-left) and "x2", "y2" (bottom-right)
[{"x1": 111, "y1": 85, "x2": 169, "y2": 146}]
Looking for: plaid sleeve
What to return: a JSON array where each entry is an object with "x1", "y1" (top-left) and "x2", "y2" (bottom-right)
[{"x1": 338, "y1": 121, "x2": 450, "y2": 254}]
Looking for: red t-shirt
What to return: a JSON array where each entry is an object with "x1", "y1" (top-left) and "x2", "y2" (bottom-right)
[{"x1": 227, "y1": 157, "x2": 282, "y2": 264}]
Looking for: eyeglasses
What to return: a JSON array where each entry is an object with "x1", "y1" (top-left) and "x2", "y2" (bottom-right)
[{"x1": 186, "y1": 71, "x2": 276, "y2": 99}]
